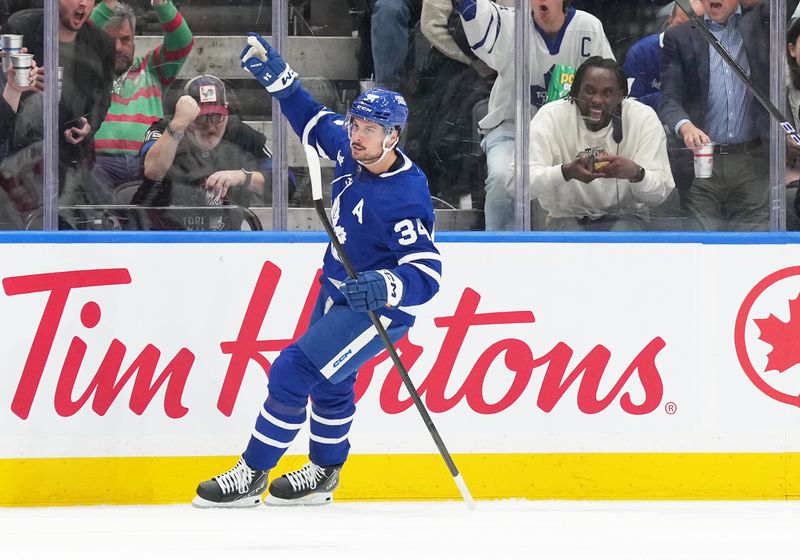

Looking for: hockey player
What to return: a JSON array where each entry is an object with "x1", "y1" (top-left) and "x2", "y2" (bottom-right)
[
  {"x1": 453, "y1": 0, "x2": 614, "y2": 230},
  {"x1": 192, "y1": 33, "x2": 442, "y2": 507}
]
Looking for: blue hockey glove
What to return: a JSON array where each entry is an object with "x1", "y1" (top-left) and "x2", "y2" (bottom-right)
[
  {"x1": 240, "y1": 32, "x2": 300, "y2": 99},
  {"x1": 340, "y1": 270, "x2": 404, "y2": 313},
  {"x1": 451, "y1": 0, "x2": 478, "y2": 21}
]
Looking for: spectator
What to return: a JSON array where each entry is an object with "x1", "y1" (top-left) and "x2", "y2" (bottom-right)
[
  {"x1": 785, "y1": 15, "x2": 800, "y2": 229},
  {"x1": 88, "y1": 0, "x2": 193, "y2": 202},
  {"x1": 0, "y1": 56, "x2": 38, "y2": 154},
  {"x1": 623, "y1": 0, "x2": 704, "y2": 110},
  {"x1": 659, "y1": 0, "x2": 770, "y2": 231},
  {"x1": 4, "y1": 0, "x2": 115, "y2": 207},
  {"x1": 0, "y1": 59, "x2": 38, "y2": 229},
  {"x1": 193, "y1": 33, "x2": 441, "y2": 507},
  {"x1": 454, "y1": 0, "x2": 614, "y2": 231},
  {"x1": 403, "y1": 0, "x2": 512, "y2": 211},
  {"x1": 133, "y1": 75, "x2": 272, "y2": 222},
  {"x1": 367, "y1": 0, "x2": 422, "y2": 95},
  {"x1": 529, "y1": 57, "x2": 675, "y2": 231},
  {"x1": 623, "y1": 0, "x2": 704, "y2": 225},
  {"x1": 786, "y1": 16, "x2": 800, "y2": 170}
]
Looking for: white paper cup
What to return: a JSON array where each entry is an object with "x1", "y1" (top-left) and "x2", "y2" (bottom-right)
[
  {"x1": 10, "y1": 53, "x2": 32, "y2": 87},
  {"x1": 1, "y1": 34, "x2": 22, "y2": 54},
  {"x1": 1, "y1": 34, "x2": 23, "y2": 74},
  {"x1": 693, "y1": 142, "x2": 714, "y2": 179}
]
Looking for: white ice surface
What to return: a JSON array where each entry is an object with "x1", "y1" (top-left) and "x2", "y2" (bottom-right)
[{"x1": 1, "y1": 500, "x2": 799, "y2": 559}]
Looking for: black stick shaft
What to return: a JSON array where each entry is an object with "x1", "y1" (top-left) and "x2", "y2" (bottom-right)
[{"x1": 312, "y1": 199, "x2": 474, "y2": 506}]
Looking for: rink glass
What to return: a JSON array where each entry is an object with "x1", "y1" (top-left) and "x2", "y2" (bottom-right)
[{"x1": 7, "y1": 0, "x2": 792, "y2": 232}]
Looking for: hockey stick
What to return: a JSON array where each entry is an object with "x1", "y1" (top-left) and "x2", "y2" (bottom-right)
[
  {"x1": 674, "y1": 0, "x2": 800, "y2": 146},
  {"x1": 304, "y1": 145, "x2": 475, "y2": 510}
]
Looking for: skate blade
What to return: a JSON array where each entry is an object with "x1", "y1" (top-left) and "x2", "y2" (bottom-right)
[
  {"x1": 191, "y1": 494, "x2": 262, "y2": 508},
  {"x1": 263, "y1": 492, "x2": 334, "y2": 507}
]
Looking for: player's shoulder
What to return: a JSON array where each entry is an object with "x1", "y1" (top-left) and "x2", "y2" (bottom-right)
[
  {"x1": 375, "y1": 152, "x2": 433, "y2": 208},
  {"x1": 389, "y1": 152, "x2": 430, "y2": 188}
]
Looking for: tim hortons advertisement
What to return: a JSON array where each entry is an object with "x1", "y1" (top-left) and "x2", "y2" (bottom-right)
[{"x1": 1, "y1": 241, "x2": 799, "y2": 459}]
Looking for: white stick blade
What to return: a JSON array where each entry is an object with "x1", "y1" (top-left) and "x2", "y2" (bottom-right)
[
  {"x1": 454, "y1": 473, "x2": 476, "y2": 511},
  {"x1": 246, "y1": 36, "x2": 268, "y2": 61},
  {"x1": 304, "y1": 145, "x2": 324, "y2": 202}
]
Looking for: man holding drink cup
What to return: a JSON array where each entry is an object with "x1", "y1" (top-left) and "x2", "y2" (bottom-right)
[
  {"x1": 1, "y1": 44, "x2": 37, "y2": 158},
  {"x1": 3, "y1": 0, "x2": 115, "y2": 205},
  {"x1": 659, "y1": 0, "x2": 770, "y2": 231}
]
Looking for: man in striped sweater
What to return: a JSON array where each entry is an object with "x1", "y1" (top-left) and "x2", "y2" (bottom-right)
[{"x1": 89, "y1": 0, "x2": 193, "y2": 203}]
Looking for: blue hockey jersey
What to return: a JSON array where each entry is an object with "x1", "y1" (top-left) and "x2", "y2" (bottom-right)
[{"x1": 277, "y1": 87, "x2": 442, "y2": 326}]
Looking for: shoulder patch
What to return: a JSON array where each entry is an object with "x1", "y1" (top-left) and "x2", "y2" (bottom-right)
[{"x1": 144, "y1": 128, "x2": 163, "y2": 143}]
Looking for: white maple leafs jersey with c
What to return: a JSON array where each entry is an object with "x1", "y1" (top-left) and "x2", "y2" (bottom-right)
[
  {"x1": 461, "y1": 2, "x2": 614, "y2": 131},
  {"x1": 277, "y1": 87, "x2": 442, "y2": 326}
]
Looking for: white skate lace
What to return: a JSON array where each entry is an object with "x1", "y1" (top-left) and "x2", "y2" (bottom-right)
[
  {"x1": 214, "y1": 458, "x2": 253, "y2": 495},
  {"x1": 285, "y1": 462, "x2": 326, "y2": 492}
]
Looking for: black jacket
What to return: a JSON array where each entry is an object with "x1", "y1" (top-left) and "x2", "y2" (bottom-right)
[{"x1": 4, "y1": 9, "x2": 115, "y2": 168}]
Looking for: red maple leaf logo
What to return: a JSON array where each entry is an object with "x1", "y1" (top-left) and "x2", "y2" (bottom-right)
[{"x1": 754, "y1": 292, "x2": 800, "y2": 373}]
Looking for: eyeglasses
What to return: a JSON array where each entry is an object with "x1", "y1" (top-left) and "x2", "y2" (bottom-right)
[{"x1": 196, "y1": 113, "x2": 225, "y2": 124}]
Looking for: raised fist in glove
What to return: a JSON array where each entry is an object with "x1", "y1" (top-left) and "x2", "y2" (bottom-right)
[
  {"x1": 240, "y1": 32, "x2": 300, "y2": 99},
  {"x1": 340, "y1": 270, "x2": 404, "y2": 313}
]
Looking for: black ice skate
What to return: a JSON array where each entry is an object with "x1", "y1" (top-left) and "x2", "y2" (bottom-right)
[
  {"x1": 265, "y1": 462, "x2": 342, "y2": 506},
  {"x1": 192, "y1": 456, "x2": 268, "y2": 508}
]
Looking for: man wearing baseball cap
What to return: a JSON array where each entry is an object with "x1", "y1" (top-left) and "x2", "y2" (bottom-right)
[{"x1": 133, "y1": 74, "x2": 274, "y2": 219}]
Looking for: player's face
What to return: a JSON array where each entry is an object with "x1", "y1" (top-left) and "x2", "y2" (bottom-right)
[
  {"x1": 107, "y1": 20, "x2": 136, "y2": 76},
  {"x1": 574, "y1": 67, "x2": 624, "y2": 131},
  {"x1": 701, "y1": 0, "x2": 738, "y2": 24},
  {"x1": 348, "y1": 116, "x2": 396, "y2": 164},
  {"x1": 187, "y1": 113, "x2": 228, "y2": 152},
  {"x1": 531, "y1": 0, "x2": 565, "y2": 29},
  {"x1": 59, "y1": 0, "x2": 91, "y2": 32}
]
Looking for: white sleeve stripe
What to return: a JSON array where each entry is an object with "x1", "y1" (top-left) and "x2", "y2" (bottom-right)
[
  {"x1": 309, "y1": 433, "x2": 350, "y2": 445},
  {"x1": 398, "y1": 252, "x2": 442, "y2": 265},
  {"x1": 260, "y1": 406, "x2": 305, "y2": 430},
  {"x1": 251, "y1": 430, "x2": 293, "y2": 449},
  {"x1": 301, "y1": 109, "x2": 335, "y2": 157},
  {"x1": 310, "y1": 411, "x2": 354, "y2": 426},
  {"x1": 410, "y1": 262, "x2": 441, "y2": 285}
]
